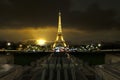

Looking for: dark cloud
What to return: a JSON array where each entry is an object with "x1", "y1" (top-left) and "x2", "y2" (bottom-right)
[
  {"x1": 0, "y1": 0, "x2": 12, "y2": 6},
  {"x1": 0, "y1": 0, "x2": 70, "y2": 28},
  {"x1": 66, "y1": 3, "x2": 120, "y2": 31},
  {"x1": 70, "y1": 0, "x2": 96, "y2": 11},
  {"x1": 0, "y1": 0, "x2": 120, "y2": 31},
  {"x1": 70, "y1": 0, "x2": 120, "y2": 12}
]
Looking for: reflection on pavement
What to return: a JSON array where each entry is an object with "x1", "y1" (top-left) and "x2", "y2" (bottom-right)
[{"x1": 0, "y1": 64, "x2": 13, "y2": 72}]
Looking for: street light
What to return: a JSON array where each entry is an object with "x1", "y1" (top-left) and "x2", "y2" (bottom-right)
[
  {"x1": 6, "y1": 42, "x2": 11, "y2": 50},
  {"x1": 7, "y1": 42, "x2": 11, "y2": 46},
  {"x1": 98, "y1": 44, "x2": 101, "y2": 47}
]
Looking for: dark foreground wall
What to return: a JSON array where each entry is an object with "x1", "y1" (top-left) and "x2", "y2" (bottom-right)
[
  {"x1": 69, "y1": 52, "x2": 105, "y2": 65},
  {"x1": 14, "y1": 52, "x2": 105, "y2": 65},
  {"x1": 14, "y1": 52, "x2": 50, "y2": 65}
]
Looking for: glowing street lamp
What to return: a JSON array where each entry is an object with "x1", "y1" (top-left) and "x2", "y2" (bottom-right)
[
  {"x1": 98, "y1": 44, "x2": 101, "y2": 47},
  {"x1": 7, "y1": 42, "x2": 11, "y2": 46},
  {"x1": 6, "y1": 42, "x2": 11, "y2": 50}
]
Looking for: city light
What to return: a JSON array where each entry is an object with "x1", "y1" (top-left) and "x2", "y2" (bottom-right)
[
  {"x1": 36, "y1": 39, "x2": 46, "y2": 46},
  {"x1": 7, "y1": 42, "x2": 11, "y2": 46},
  {"x1": 98, "y1": 44, "x2": 101, "y2": 47}
]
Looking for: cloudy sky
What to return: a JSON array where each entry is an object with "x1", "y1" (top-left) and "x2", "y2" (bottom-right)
[{"x1": 0, "y1": 0, "x2": 120, "y2": 44}]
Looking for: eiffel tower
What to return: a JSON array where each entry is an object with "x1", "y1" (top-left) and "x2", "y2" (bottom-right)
[{"x1": 53, "y1": 11, "x2": 67, "y2": 48}]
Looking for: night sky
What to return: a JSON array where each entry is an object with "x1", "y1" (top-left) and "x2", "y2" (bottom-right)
[{"x1": 0, "y1": 0, "x2": 120, "y2": 44}]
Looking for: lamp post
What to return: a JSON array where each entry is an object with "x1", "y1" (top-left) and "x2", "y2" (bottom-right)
[{"x1": 6, "y1": 42, "x2": 11, "y2": 50}]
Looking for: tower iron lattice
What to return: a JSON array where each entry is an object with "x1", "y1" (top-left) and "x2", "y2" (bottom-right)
[{"x1": 53, "y1": 11, "x2": 67, "y2": 48}]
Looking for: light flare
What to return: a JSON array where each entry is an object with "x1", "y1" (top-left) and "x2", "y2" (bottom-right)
[{"x1": 36, "y1": 39, "x2": 46, "y2": 46}]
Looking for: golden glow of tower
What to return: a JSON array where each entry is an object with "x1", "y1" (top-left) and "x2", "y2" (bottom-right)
[{"x1": 53, "y1": 11, "x2": 67, "y2": 48}]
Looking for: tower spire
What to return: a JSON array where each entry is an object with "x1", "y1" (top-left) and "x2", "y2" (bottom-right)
[
  {"x1": 58, "y1": 11, "x2": 62, "y2": 33},
  {"x1": 53, "y1": 11, "x2": 67, "y2": 48}
]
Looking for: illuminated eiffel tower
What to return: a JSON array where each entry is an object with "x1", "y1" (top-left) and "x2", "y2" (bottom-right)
[{"x1": 53, "y1": 11, "x2": 67, "y2": 48}]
